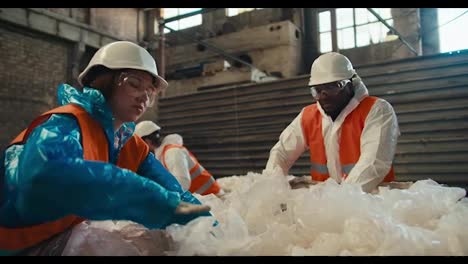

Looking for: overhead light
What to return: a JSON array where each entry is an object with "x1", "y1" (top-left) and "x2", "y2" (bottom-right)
[{"x1": 385, "y1": 30, "x2": 399, "y2": 42}]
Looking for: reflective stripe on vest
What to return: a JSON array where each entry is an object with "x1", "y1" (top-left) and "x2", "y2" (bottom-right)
[
  {"x1": 195, "y1": 176, "x2": 216, "y2": 195},
  {"x1": 301, "y1": 96, "x2": 395, "y2": 183},
  {"x1": 161, "y1": 144, "x2": 220, "y2": 195},
  {"x1": 310, "y1": 162, "x2": 329, "y2": 174},
  {"x1": 342, "y1": 164, "x2": 355, "y2": 175},
  {"x1": 0, "y1": 104, "x2": 149, "y2": 251},
  {"x1": 311, "y1": 163, "x2": 365, "y2": 177},
  {"x1": 189, "y1": 164, "x2": 203, "y2": 180}
]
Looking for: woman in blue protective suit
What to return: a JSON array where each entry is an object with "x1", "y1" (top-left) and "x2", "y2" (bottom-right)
[{"x1": 0, "y1": 41, "x2": 211, "y2": 255}]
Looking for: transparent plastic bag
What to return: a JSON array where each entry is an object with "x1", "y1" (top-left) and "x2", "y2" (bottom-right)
[{"x1": 62, "y1": 220, "x2": 173, "y2": 256}]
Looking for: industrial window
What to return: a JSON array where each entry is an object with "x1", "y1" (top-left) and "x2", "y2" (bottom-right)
[
  {"x1": 319, "y1": 8, "x2": 394, "y2": 53},
  {"x1": 226, "y1": 8, "x2": 263, "y2": 17},
  {"x1": 437, "y1": 8, "x2": 468, "y2": 53},
  {"x1": 162, "y1": 8, "x2": 202, "y2": 33}
]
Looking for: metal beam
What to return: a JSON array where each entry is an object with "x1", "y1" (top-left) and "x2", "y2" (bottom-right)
[
  {"x1": 303, "y1": 8, "x2": 319, "y2": 70},
  {"x1": 366, "y1": 8, "x2": 418, "y2": 55},
  {"x1": 156, "y1": 9, "x2": 165, "y2": 79},
  {"x1": 330, "y1": 9, "x2": 338, "y2": 52},
  {"x1": 161, "y1": 8, "x2": 220, "y2": 24}
]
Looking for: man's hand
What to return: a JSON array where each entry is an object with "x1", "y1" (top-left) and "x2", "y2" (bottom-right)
[
  {"x1": 175, "y1": 201, "x2": 211, "y2": 215},
  {"x1": 371, "y1": 181, "x2": 414, "y2": 194},
  {"x1": 289, "y1": 176, "x2": 319, "y2": 189},
  {"x1": 377, "y1": 181, "x2": 413, "y2": 190}
]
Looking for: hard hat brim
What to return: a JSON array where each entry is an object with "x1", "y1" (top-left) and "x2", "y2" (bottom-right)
[{"x1": 308, "y1": 72, "x2": 355, "y2": 86}]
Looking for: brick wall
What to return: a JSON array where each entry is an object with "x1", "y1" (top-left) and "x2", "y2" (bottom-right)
[
  {"x1": 46, "y1": 8, "x2": 72, "y2": 17},
  {"x1": 46, "y1": 8, "x2": 90, "y2": 24},
  {"x1": 46, "y1": 8, "x2": 139, "y2": 40},
  {"x1": 0, "y1": 23, "x2": 71, "y2": 150},
  {"x1": 94, "y1": 8, "x2": 140, "y2": 42}
]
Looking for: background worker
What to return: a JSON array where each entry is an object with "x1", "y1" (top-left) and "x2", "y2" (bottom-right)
[
  {"x1": 265, "y1": 52, "x2": 400, "y2": 193},
  {"x1": 136, "y1": 122, "x2": 224, "y2": 197}
]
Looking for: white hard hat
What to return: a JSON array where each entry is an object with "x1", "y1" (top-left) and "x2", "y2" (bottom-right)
[
  {"x1": 162, "y1": 133, "x2": 184, "y2": 146},
  {"x1": 78, "y1": 41, "x2": 168, "y2": 90},
  {"x1": 308, "y1": 52, "x2": 356, "y2": 86},
  {"x1": 135, "y1": 120, "x2": 161, "y2": 137}
]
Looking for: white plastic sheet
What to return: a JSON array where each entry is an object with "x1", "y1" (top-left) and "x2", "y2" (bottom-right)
[
  {"x1": 167, "y1": 172, "x2": 468, "y2": 256},
  {"x1": 62, "y1": 220, "x2": 172, "y2": 256},
  {"x1": 63, "y1": 171, "x2": 468, "y2": 256}
]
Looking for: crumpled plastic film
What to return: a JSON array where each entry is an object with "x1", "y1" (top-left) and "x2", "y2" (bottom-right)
[
  {"x1": 63, "y1": 172, "x2": 468, "y2": 256},
  {"x1": 166, "y1": 173, "x2": 467, "y2": 256},
  {"x1": 62, "y1": 220, "x2": 173, "y2": 256}
]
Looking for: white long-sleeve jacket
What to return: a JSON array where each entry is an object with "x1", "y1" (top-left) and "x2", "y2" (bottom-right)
[
  {"x1": 265, "y1": 79, "x2": 400, "y2": 192},
  {"x1": 155, "y1": 134, "x2": 224, "y2": 195},
  {"x1": 155, "y1": 134, "x2": 192, "y2": 191}
]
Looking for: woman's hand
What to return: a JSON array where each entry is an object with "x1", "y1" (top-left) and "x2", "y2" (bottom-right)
[{"x1": 175, "y1": 201, "x2": 211, "y2": 215}]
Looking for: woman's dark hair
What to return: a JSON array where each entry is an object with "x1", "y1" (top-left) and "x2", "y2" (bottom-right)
[{"x1": 81, "y1": 65, "x2": 116, "y2": 100}]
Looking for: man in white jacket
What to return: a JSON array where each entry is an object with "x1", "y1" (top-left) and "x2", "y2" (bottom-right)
[
  {"x1": 265, "y1": 52, "x2": 400, "y2": 193},
  {"x1": 155, "y1": 134, "x2": 224, "y2": 197},
  {"x1": 135, "y1": 122, "x2": 223, "y2": 197}
]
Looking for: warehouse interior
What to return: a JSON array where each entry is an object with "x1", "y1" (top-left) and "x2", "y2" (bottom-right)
[{"x1": 1, "y1": 8, "x2": 468, "y2": 256}]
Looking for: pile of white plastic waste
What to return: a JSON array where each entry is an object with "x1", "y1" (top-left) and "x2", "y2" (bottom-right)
[{"x1": 63, "y1": 171, "x2": 468, "y2": 256}]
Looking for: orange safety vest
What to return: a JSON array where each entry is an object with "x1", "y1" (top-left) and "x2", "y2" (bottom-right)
[
  {"x1": 301, "y1": 96, "x2": 395, "y2": 183},
  {"x1": 161, "y1": 144, "x2": 221, "y2": 195},
  {"x1": 0, "y1": 104, "x2": 149, "y2": 251}
]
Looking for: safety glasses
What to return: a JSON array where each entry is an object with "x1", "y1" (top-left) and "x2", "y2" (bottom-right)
[
  {"x1": 310, "y1": 79, "x2": 350, "y2": 100},
  {"x1": 117, "y1": 72, "x2": 162, "y2": 107}
]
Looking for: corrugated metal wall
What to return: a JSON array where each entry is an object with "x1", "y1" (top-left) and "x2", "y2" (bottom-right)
[{"x1": 158, "y1": 51, "x2": 468, "y2": 187}]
